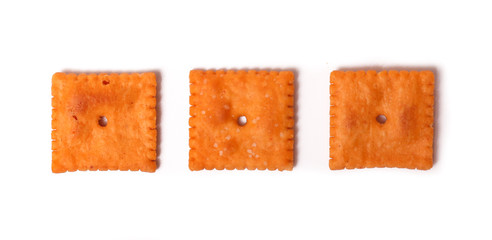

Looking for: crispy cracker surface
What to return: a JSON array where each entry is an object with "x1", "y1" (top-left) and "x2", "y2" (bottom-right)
[
  {"x1": 330, "y1": 70, "x2": 434, "y2": 170},
  {"x1": 51, "y1": 73, "x2": 157, "y2": 173},
  {"x1": 189, "y1": 70, "x2": 294, "y2": 171}
]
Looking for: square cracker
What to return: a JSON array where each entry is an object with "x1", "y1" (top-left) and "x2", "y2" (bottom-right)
[
  {"x1": 51, "y1": 72, "x2": 157, "y2": 173},
  {"x1": 189, "y1": 70, "x2": 294, "y2": 171},
  {"x1": 330, "y1": 70, "x2": 434, "y2": 170}
]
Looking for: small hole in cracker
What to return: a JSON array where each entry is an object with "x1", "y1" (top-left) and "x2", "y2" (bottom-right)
[
  {"x1": 237, "y1": 116, "x2": 247, "y2": 126},
  {"x1": 98, "y1": 116, "x2": 108, "y2": 127},
  {"x1": 102, "y1": 80, "x2": 110, "y2": 85},
  {"x1": 376, "y1": 114, "x2": 387, "y2": 124}
]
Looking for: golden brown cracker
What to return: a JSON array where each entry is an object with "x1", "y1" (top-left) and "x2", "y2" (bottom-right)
[
  {"x1": 330, "y1": 70, "x2": 434, "y2": 170},
  {"x1": 51, "y1": 72, "x2": 157, "y2": 173},
  {"x1": 189, "y1": 70, "x2": 294, "y2": 170}
]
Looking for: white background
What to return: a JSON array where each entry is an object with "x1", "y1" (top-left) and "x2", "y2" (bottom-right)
[{"x1": 1, "y1": 0, "x2": 491, "y2": 239}]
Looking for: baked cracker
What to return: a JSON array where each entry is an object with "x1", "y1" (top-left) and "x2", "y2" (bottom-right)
[
  {"x1": 189, "y1": 70, "x2": 294, "y2": 170},
  {"x1": 330, "y1": 70, "x2": 434, "y2": 170},
  {"x1": 51, "y1": 72, "x2": 157, "y2": 173}
]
